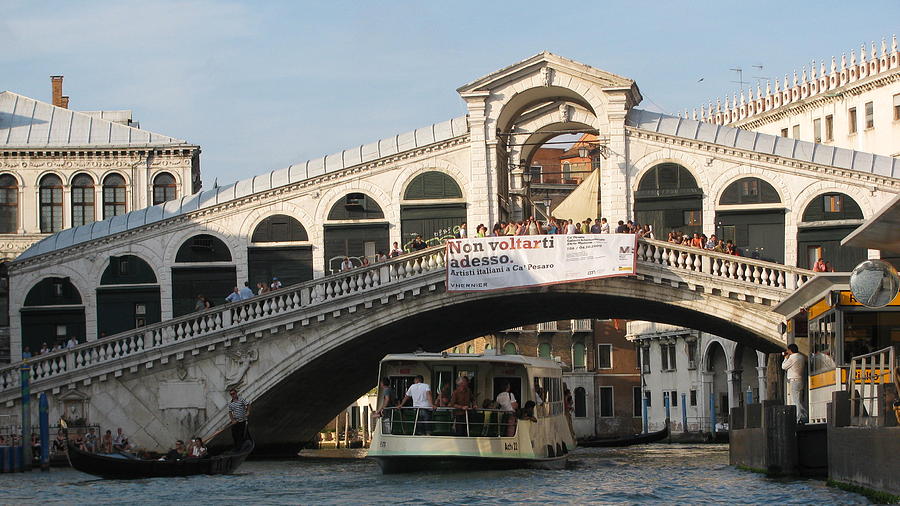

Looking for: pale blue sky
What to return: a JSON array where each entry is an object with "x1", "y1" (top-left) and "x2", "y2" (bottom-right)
[{"x1": 3, "y1": 1, "x2": 898, "y2": 186}]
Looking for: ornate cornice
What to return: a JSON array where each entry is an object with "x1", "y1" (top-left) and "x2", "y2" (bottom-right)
[{"x1": 626, "y1": 126, "x2": 900, "y2": 192}]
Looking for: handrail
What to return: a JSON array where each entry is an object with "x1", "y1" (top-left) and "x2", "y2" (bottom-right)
[
  {"x1": 382, "y1": 407, "x2": 514, "y2": 437},
  {"x1": 1, "y1": 236, "x2": 811, "y2": 396},
  {"x1": 846, "y1": 346, "x2": 896, "y2": 427},
  {"x1": 0, "y1": 245, "x2": 449, "y2": 394}
]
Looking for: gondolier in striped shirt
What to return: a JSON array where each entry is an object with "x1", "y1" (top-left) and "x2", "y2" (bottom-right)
[{"x1": 227, "y1": 388, "x2": 251, "y2": 449}]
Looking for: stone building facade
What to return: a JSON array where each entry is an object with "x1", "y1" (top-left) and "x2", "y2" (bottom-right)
[{"x1": 0, "y1": 77, "x2": 201, "y2": 261}]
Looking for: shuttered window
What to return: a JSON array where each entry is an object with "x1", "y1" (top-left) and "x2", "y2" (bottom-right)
[{"x1": 403, "y1": 171, "x2": 462, "y2": 200}]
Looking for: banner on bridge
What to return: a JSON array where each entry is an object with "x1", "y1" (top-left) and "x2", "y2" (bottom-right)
[{"x1": 446, "y1": 234, "x2": 637, "y2": 292}]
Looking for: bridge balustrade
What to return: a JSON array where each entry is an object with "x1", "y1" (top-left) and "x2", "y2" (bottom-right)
[
  {"x1": 0, "y1": 237, "x2": 813, "y2": 397},
  {"x1": 0, "y1": 246, "x2": 448, "y2": 395}
]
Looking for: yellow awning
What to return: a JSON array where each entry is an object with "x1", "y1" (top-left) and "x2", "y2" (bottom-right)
[{"x1": 550, "y1": 169, "x2": 599, "y2": 221}]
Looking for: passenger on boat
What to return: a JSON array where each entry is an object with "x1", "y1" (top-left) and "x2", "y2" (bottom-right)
[
  {"x1": 52, "y1": 431, "x2": 66, "y2": 454},
  {"x1": 113, "y1": 428, "x2": 130, "y2": 451},
  {"x1": 564, "y1": 387, "x2": 575, "y2": 438},
  {"x1": 397, "y1": 375, "x2": 433, "y2": 435},
  {"x1": 186, "y1": 437, "x2": 208, "y2": 458},
  {"x1": 496, "y1": 382, "x2": 519, "y2": 437},
  {"x1": 83, "y1": 428, "x2": 98, "y2": 453},
  {"x1": 101, "y1": 430, "x2": 113, "y2": 453},
  {"x1": 162, "y1": 440, "x2": 187, "y2": 461},
  {"x1": 519, "y1": 401, "x2": 538, "y2": 423},
  {"x1": 533, "y1": 379, "x2": 545, "y2": 406},
  {"x1": 374, "y1": 378, "x2": 396, "y2": 418},
  {"x1": 449, "y1": 376, "x2": 473, "y2": 436},
  {"x1": 434, "y1": 384, "x2": 451, "y2": 408}
]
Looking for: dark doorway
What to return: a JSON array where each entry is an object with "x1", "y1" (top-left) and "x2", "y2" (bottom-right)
[
  {"x1": 21, "y1": 277, "x2": 85, "y2": 352},
  {"x1": 716, "y1": 210, "x2": 786, "y2": 263},
  {"x1": 171, "y1": 267, "x2": 237, "y2": 316},
  {"x1": 249, "y1": 215, "x2": 313, "y2": 287},
  {"x1": 96, "y1": 255, "x2": 161, "y2": 338},
  {"x1": 323, "y1": 225, "x2": 389, "y2": 274},
  {"x1": 634, "y1": 163, "x2": 703, "y2": 236}
]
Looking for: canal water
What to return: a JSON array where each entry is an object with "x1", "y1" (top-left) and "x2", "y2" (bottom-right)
[{"x1": 0, "y1": 444, "x2": 869, "y2": 504}]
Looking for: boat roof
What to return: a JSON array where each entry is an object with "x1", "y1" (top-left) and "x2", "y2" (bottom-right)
[{"x1": 380, "y1": 352, "x2": 563, "y2": 369}]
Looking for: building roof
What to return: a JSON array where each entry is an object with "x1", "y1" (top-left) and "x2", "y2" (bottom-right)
[
  {"x1": 0, "y1": 91, "x2": 188, "y2": 148},
  {"x1": 380, "y1": 352, "x2": 562, "y2": 369},
  {"x1": 841, "y1": 194, "x2": 900, "y2": 253},
  {"x1": 626, "y1": 109, "x2": 900, "y2": 179},
  {"x1": 15, "y1": 114, "x2": 469, "y2": 261}
]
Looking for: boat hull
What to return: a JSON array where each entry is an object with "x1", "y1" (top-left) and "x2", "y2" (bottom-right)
[
  {"x1": 66, "y1": 440, "x2": 254, "y2": 479},
  {"x1": 373, "y1": 454, "x2": 567, "y2": 474}
]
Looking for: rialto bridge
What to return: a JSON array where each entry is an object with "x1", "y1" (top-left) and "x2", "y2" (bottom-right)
[{"x1": 1, "y1": 52, "x2": 898, "y2": 453}]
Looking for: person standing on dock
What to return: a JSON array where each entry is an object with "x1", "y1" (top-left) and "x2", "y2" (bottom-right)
[
  {"x1": 781, "y1": 344, "x2": 808, "y2": 423},
  {"x1": 227, "y1": 388, "x2": 251, "y2": 448}
]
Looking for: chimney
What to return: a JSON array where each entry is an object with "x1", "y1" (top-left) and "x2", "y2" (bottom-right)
[{"x1": 50, "y1": 76, "x2": 67, "y2": 108}]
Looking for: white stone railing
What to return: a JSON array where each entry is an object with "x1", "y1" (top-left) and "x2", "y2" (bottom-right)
[
  {"x1": 636, "y1": 238, "x2": 812, "y2": 292},
  {"x1": 0, "y1": 237, "x2": 813, "y2": 397},
  {"x1": 0, "y1": 246, "x2": 448, "y2": 395}
]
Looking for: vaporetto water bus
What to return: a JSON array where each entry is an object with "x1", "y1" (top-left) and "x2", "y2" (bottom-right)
[{"x1": 368, "y1": 351, "x2": 576, "y2": 474}]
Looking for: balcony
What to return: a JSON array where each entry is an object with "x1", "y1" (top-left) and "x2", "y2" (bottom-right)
[
  {"x1": 536, "y1": 321, "x2": 558, "y2": 332},
  {"x1": 570, "y1": 319, "x2": 592, "y2": 333}
]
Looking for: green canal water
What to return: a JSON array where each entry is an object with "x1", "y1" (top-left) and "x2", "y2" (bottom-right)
[{"x1": 0, "y1": 444, "x2": 870, "y2": 504}]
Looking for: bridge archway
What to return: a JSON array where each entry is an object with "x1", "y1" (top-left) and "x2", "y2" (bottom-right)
[
  {"x1": 705, "y1": 340, "x2": 729, "y2": 424},
  {"x1": 796, "y1": 191, "x2": 866, "y2": 270},
  {"x1": 633, "y1": 163, "x2": 703, "y2": 237},
  {"x1": 199, "y1": 274, "x2": 786, "y2": 453},
  {"x1": 96, "y1": 254, "x2": 160, "y2": 338},
  {"x1": 21, "y1": 277, "x2": 85, "y2": 353},
  {"x1": 248, "y1": 214, "x2": 313, "y2": 288},
  {"x1": 715, "y1": 177, "x2": 785, "y2": 263},
  {"x1": 399, "y1": 171, "x2": 466, "y2": 247},
  {"x1": 324, "y1": 192, "x2": 389, "y2": 272},
  {"x1": 171, "y1": 233, "x2": 236, "y2": 316}
]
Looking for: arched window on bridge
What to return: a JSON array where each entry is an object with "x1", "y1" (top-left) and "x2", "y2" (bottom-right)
[
  {"x1": 634, "y1": 163, "x2": 702, "y2": 237},
  {"x1": 573, "y1": 342, "x2": 586, "y2": 370},
  {"x1": 21, "y1": 277, "x2": 85, "y2": 353},
  {"x1": 400, "y1": 171, "x2": 465, "y2": 249},
  {"x1": 325, "y1": 193, "x2": 388, "y2": 274},
  {"x1": 102, "y1": 173, "x2": 127, "y2": 219},
  {"x1": 538, "y1": 342, "x2": 551, "y2": 358},
  {"x1": 249, "y1": 215, "x2": 312, "y2": 289},
  {"x1": 171, "y1": 234, "x2": 236, "y2": 317},
  {"x1": 39, "y1": 174, "x2": 64, "y2": 233},
  {"x1": 797, "y1": 192, "x2": 866, "y2": 271},
  {"x1": 716, "y1": 177, "x2": 784, "y2": 263},
  {"x1": 97, "y1": 255, "x2": 160, "y2": 339},
  {"x1": 574, "y1": 387, "x2": 587, "y2": 418},
  {"x1": 152, "y1": 172, "x2": 177, "y2": 205},
  {"x1": 503, "y1": 341, "x2": 518, "y2": 355},
  {"x1": 71, "y1": 174, "x2": 95, "y2": 227},
  {"x1": 0, "y1": 174, "x2": 18, "y2": 234}
]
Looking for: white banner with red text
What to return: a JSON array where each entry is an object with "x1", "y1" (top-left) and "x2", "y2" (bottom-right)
[{"x1": 446, "y1": 234, "x2": 637, "y2": 292}]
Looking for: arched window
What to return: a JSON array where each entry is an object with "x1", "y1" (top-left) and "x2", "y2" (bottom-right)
[
  {"x1": 39, "y1": 174, "x2": 63, "y2": 233},
  {"x1": 22, "y1": 277, "x2": 85, "y2": 352},
  {"x1": 801, "y1": 192, "x2": 863, "y2": 222},
  {"x1": 175, "y1": 234, "x2": 232, "y2": 262},
  {"x1": 634, "y1": 163, "x2": 702, "y2": 236},
  {"x1": 538, "y1": 342, "x2": 552, "y2": 358},
  {"x1": 100, "y1": 255, "x2": 157, "y2": 285},
  {"x1": 71, "y1": 174, "x2": 95, "y2": 227},
  {"x1": 403, "y1": 171, "x2": 463, "y2": 200},
  {"x1": 719, "y1": 177, "x2": 781, "y2": 205},
  {"x1": 327, "y1": 193, "x2": 384, "y2": 220},
  {"x1": 251, "y1": 215, "x2": 309, "y2": 243},
  {"x1": 573, "y1": 342, "x2": 586, "y2": 369},
  {"x1": 637, "y1": 163, "x2": 699, "y2": 195},
  {"x1": 0, "y1": 174, "x2": 18, "y2": 234},
  {"x1": 485, "y1": 343, "x2": 493, "y2": 350},
  {"x1": 451, "y1": 347, "x2": 459, "y2": 354},
  {"x1": 503, "y1": 341, "x2": 518, "y2": 355},
  {"x1": 574, "y1": 387, "x2": 587, "y2": 418},
  {"x1": 152, "y1": 172, "x2": 177, "y2": 205},
  {"x1": 102, "y1": 174, "x2": 127, "y2": 219},
  {"x1": 466, "y1": 345, "x2": 474, "y2": 354},
  {"x1": 797, "y1": 192, "x2": 866, "y2": 270}
]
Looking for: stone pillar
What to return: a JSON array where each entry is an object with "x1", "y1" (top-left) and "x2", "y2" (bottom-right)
[
  {"x1": 600, "y1": 95, "x2": 630, "y2": 222},
  {"x1": 700, "y1": 371, "x2": 714, "y2": 431},
  {"x1": 756, "y1": 365, "x2": 768, "y2": 402},
  {"x1": 460, "y1": 92, "x2": 495, "y2": 229},
  {"x1": 727, "y1": 369, "x2": 740, "y2": 412},
  {"x1": 765, "y1": 353, "x2": 784, "y2": 404}
]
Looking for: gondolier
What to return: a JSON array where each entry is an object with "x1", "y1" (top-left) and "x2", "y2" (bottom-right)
[{"x1": 227, "y1": 388, "x2": 251, "y2": 448}]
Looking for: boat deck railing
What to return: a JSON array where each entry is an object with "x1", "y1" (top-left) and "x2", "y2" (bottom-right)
[
  {"x1": 845, "y1": 346, "x2": 896, "y2": 427},
  {"x1": 381, "y1": 407, "x2": 518, "y2": 438}
]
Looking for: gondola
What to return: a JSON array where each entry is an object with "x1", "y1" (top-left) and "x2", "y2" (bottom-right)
[
  {"x1": 578, "y1": 423, "x2": 669, "y2": 448},
  {"x1": 66, "y1": 438, "x2": 254, "y2": 479}
]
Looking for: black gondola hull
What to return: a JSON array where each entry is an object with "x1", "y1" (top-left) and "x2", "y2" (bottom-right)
[
  {"x1": 578, "y1": 425, "x2": 669, "y2": 448},
  {"x1": 66, "y1": 440, "x2": 254, "y2": 479}
]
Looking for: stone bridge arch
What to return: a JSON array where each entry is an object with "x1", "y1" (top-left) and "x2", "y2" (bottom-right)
[{"x1": 196, "y1": 275, "x2": 784, "y2": 453}]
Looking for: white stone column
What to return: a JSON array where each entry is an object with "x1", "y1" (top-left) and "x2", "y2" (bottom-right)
[
  {"x1": 461, "y1": 92, "x2": 495, "y2": 229},
  {"x1": 601, "y1": 95, "x2": 630, "y2": 222},
  {"x1": 756, "y1": 365, "x2": 767, "y2": 402},
  {"x1": 700, "y1": 371, "x2": 714, "y2": 431}
]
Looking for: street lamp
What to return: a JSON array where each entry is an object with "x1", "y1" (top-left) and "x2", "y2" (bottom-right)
[
  {"x1": 578, "y1": 145, "x2": 589, "y2": 159},
  {"x1": 521, "y1": 169, "x2": 532, "y2": 219}
]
